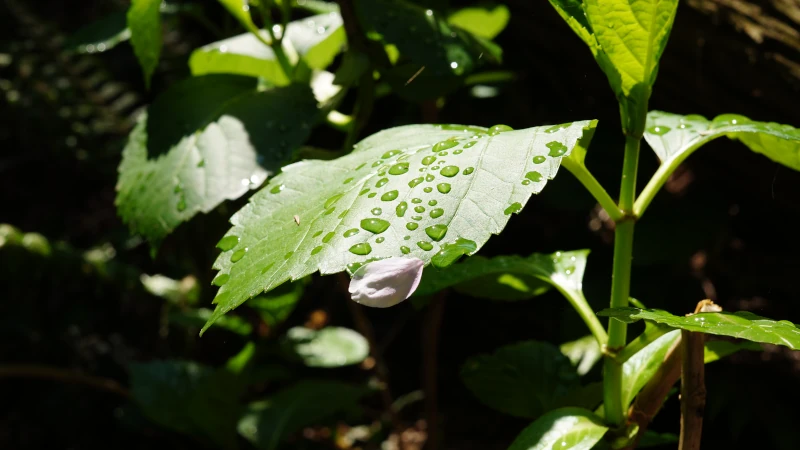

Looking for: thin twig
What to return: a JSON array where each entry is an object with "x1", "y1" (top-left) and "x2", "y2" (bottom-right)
[
  {"x1": 0, "y1": 364, "x2": 130, "y2": 398},
  {"x1": 679, "y1": 329, "x2": 706, "y2": 450},
  {"x1": 421, "y1": 292, "x2": 447, "y2": 450}
]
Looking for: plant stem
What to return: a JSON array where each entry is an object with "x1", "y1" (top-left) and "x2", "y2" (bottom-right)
[
  {"x1": 604, "y1": 134, "x2": 641, "y2": 426},
  {"x1": 554, "y1": 287, "x2": 608, "y2": 346},
  {"x1": 616, "y1": 324, "x2": 671, "y2": 363},
  {"x1": 679, "y1": 329, "x2": 706, "y2": 450},
  {"x1": 256, "y1": 2, "x2": 293, "y2": 78},
  {"x1": 562, "y1": 158, "x2": 624, "y2": 222},
  {"x1": 0, "y1": 364, "x2": 130, "y2": 397}
]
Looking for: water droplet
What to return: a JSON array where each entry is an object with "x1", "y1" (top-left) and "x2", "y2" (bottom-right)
[
  {"x1": 647, "y1": 125, "x2": 671, "y2": 136},
  {"x1": 368, "y1": 193, "x2": 377, "y2": 198},
  {"x1": 361, "y1": 218, "x2": 390, "y2": 234},
  {"x1": 453, "y1": 149, "x2": 463, "y2": 154},
  {"x1": 404, "y1": 235, "x2": 411, "y2": 240},
  {"x1": 355, "y1": 163, "x2": 367, "y2": 170},
  {"x1": 382, "y1": 149, "x2": 401, "y2": 159},
  {"x1": 525, "y1": 171, "x2": 543, "y2": 182},
  {"x1": 431, "y1": 238, "x2": 477, "y2": 268},
  {"x1": 464, "y1": 141, "x2": 477, "y2": 149},
  {"x1": 261, "y1": 262, "x2": 275, "y2": 274},
  {"x1": 437, "y1": 152, "x2": 448, "y2": 157},
  {"x1": 197, "y1": 159, "x2": 205, "y2": 167},
  {"x1": 440, "y1": 166, "x2": 459, "y2": 177},
  {"x1": 521, "y1": 180, "x2": 531, "y2": 185},
  {"x1": 376, "y1": 237, "x2": 385, "y2": 243},
  {"x1": 409, "y1": 177, "x2": 424, "y2": 188},
  {"x1": 406, "y1": 222, "x2": 419, "y2": 230},
  {"x1": 323, "y1": 232, "x2": 335, "y2": 243},
  {"x1": 359, "y1": 188, "x2": 370, "y2": 196},
  {"x1": 546, "y1": 141, "x2": 568, "y2": 157},
  {"x1": 372, "y1": 178, "x2": 388, "y2": 188},
  {"x1": 371, "y1": 207, "x2": 382, "y2": 215},
  {"x1": 396, "y1": 201, "x2": 408, "y2": 217},
  {"x1": 426, "y1": 174, "x2": 435, "y2": 182},
  {"x1": 412, "y1": 198, "x2": 422, "y2": 204},
  {"x1": 270, "y1": 184, "x2": 285, "y2": 194},
  {"x1": 338, "y1": 209, "x2": 348, "y2": 219},
  {"x1": 349, "y1": 243, "x2": 372, "y2": 255},
  {"x1": 437, "y1": 183, "x2": 452, "y2": 194},
  {"x1": 545, "y1": 124, "x2": 563, "y2": 133},
  {"x1": 433, "y1": 140, "x2": 458, "y2": 152},
  {"x1": 343, "y1": 177, "x2": 354, "y2": 184},
  {"x1": 372, "y1": 160, "x2": 383, "y2": 167},
  {"x1": 462, "y1": 167, "x2": 474, "y2": 176},
  {"x1": 284, "y1": 251, "x2": 294, "y2": 260},
  {"x1": 412, "y1": 216, "x2": 423, "y2": 221},
  {"x1": 533, "y1": 155, "x2": 546, "y2": 164},
  {"x1": 313, "y1": 230, "x2": 323, "y2": 238},
  {"x1": 412, "y1": 205, "x2": 425, "y2": 213},
  {"x1": 425, "y1": 224, "x2": 448, "y2": 241},
  {"x1": 400, "y1": 246, "x2": 411, "y2": 254},
  {"x1": 382, "y1": 190, "x2": 399, "y2": 201},
  {"x1": 216, "y1": 235, "x2": 240, "y2": 251},
  {"x1": 311, "y1": 246, "x2": 323, "y2": 255},
  {"x1": 388, "y1": 162, "x2": 409, "y2": 175},
  {"x1": 423, "y1": 187, "x2": 432, "y2": 193},
  {"x1": 422, "y1": 155, "x2": 437, "y2": 165},
  {"x1": 504, "y1": 202, "x2": 522, "y2": 215},
  {"x1": 324, "y1": 207, "x2": 336, "y2": 215},
  {"x1": 430, "y1": 208, "x2": 444, "y2": 218},
  {"x1": 417, "y1": 241, "x2": 434, "y2": 251},
  {"x1": 212, "y1": 273, "x2": 230, "y2": 286},
  {"x1": 230, "y1": 248, "x2": 247, "y2": 262},
  {"x1": 344, "y1": 228, "x2": 359, "y2": 237},
  {"x1": 428, "y1": 200, "x2": 438, "y2": 206},
  {"x1": 324, "y1": 193, "x2": 344, "y2": 208}
]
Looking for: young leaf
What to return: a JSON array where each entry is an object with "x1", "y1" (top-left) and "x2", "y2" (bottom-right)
[
  {"x1": 447, "y1": 5, "x2": 510, "y2": 39},
  {"x1": 204, "y1": 121, "x2": 597, "y2": 332},
  {"x1": 283, "y1": 326, "x2": 369, "y2": 367},
  {"x1": 599, "y1": 307, "x2": 800, "y2": 350},
  {"x1": 237, "y1": 380, "x2": 368, "y2": 450},
  {"x1": 64, "y1": 11, "x2": 131, "y2": 54},
  {"x1": 461, "y1": 341, "x2": 580, "y2": 418},
  {"x1": 217, "y1": 0, "x2": 261, "y2": 36},
  {"x1": 507, "y1": 407, "x2": 608, "y2": 450},
  {"x1": 560, "y1": 334, "x2": 602, "y2": 376},
  {"x1": 621, "y1": 329, "x2": 680, "y2": 407},
  {"x1": 116, "y1": 77, "x2": 318, "y2": 244},
  {"x1": 127, "y1": 0, "x2": 162, "y2": 88}
]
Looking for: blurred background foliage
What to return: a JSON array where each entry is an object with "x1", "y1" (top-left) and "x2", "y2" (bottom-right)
[{"x1": 1, "y1": 0, "x2": 800, "y2": 449}]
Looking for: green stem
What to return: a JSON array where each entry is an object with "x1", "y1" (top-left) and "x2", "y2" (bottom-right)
[
  {"x1": 256, "y1": 2, "x2": 293, "y2": 78},
  {"x1": 603, "y1": 134, "x2": 641, "y2": 426},
  {"x1": 554, "y1": 287, "x2": 608, "y2": 346},
  {"x1": 562, "y1": 158, "x2": 624, "y2": 222}
]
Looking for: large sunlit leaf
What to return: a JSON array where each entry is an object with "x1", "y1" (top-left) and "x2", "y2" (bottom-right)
[
  {"x1": 560, "y1": 334, "x2": 602, "y2": 376},
  {"x1": 416, "y1": 250, "x2": 588, "y2": 302},
  {"x1": 549, "y1": 0, "x2": 679, "y2": 132},
  {"x1": 128, "y1": 0, "x2": 162, "y2": 88},
  {"x1": 204, "y1": 121, "x2": 597, "y2": 332},
  {"x1": 599, "y1": 307, "x2": 800, "y2": 350},
  {"x1": 621, "y1": 329, "x2": 680, "y2": 407},
  {"x1": 507, "y1": 407, "x2": 608, "y2": 450},
  {"x1": 447, "y1": 4, "x2": 510, "y2": 39},
  {"x1": 644, "y1": 111, "x2": 800, "y2": 170},
  {"x1": 237, "y1": 381, "x2": 367, "y2": 450},
  {"x1": 283, "y1": 326, "x2": 369, "y2": 367},
  {"x1": 284, "y1": 12, "x2": 345, "y2": 69},
  {"x1": 461, "y1": 341, "x2": 580, "y2": 418},
  {"x1": 116, "y1": 76, "x2": 318, "y2": 244}
]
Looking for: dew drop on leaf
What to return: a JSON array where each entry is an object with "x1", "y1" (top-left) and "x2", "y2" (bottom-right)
[
  {"x1": 376, "y1": 178, "x2": 389, "y2": 187},
  {"x1": 343, "y1": 177, "x2": 354, "y2": 184},
  {"x1": 412, "y1": 215, "x2": 423, "y2": 221},
  {"x1": 284, "y1": 251, "x2": 294, "y2": 260},
  {"x1": 423, "y1": 187, "x2": 433, "y2": 193},
  {"x1": 428, "y1": 200, "x2": 437, "y2": 206},
  {"x1": 422, "y1": 156, "x2": 437, "y2": 165},
  {"x1": 176, "y1": 197, "x2": 187, "y2": 212},
  {"x1": 464, "y1": 141, "x2": 477, "y2": 149},
  {"x1": 361, "y1": 218, "x2": 390, "y2": 234},
  {"x1": 376, "y1": 237, "x2": 385, "y2": 243},
  {"x1": 400, "y1": 246, "x2": 410, "y2": 254},
  {"x1": 382, "y1": 149, "x2": 401, "y2": 159},
  {"x1": 425, "y1": 224, "x2": 448, "y2": 241},
  {"x1": 425, "y1": 174, "x2": 435, "y2": 182},
  {"x1": 504, "y1": 202, "x2": 522, "y2": 215},
  {"x1": 453, "y1": 149, "x2": 462, "y2": 155},
  {"x1": 525, "y1": 171, "x2": 543, "y2": 182},
  {"x1": 396, "y1": 201, "x2": 408, "y2": 217},
  {"x1": 388, "y1": 162, "x2": 410, "y2": 175},
  {"x1": 437, "y1": 183, "x2": 451, "y2": 194},
  {"x1": 349, "y1": 243, "x2": 373, "y2": 255},
  {"x1": 260, "y1": 262, "x2": 274, "y2": 274},
  {"x1": 359, "y1": 188, "x2": 370, "y2": 196},
  {"x1": 344, "y1": 228, "x2": 359, "y2": 237},
  {"x1": 324, "y1": 193, "x2": 344, "y2": 208},
  {"x1": 324, "y1": 207, "x2": 335, "y2": 215},
  {"x1": 417, "y1": 241, "x2": 434, "y2": 251},
  {"x1": 433, "y1": 140, "x2": 458, "y2": 152},
  {"x1": 382, "y1": 190, "x2": 399, "y2": 201},
  {"x1": 440, "y1": 166, "x2": 459, "y2": 177},
  {"x1": 338, "y1": 209, "x2": 348, "y2": 219},
  {"x1": 647, "y1": 125, "x2": 671, "y2": 136},
  {"x1": 406, "y1": 222, "x2": 419, "y2": 231},
  {"x1": 212, "y1": 273, "x2": 230, "y2": 286},
  {"x1": 371, "y1": 208, "x2": 382, "y2": 215},
  {"x1": 522, "y1": 180, "x2": 531, "y2": 185},
  {"x1": 368, "y1": 193, "x2": 376, "y2": 198},
  {"x1": 437, "y1": 152, "x2": 447, "y2": 157},
  {"x1": 312, "y1": 230, "x2": 323, "y2": 238},
  {"x1": 533, "y1": 155, "x2": 546, "y2": 164},
  {"x1": 488, "y1": 124, "x2": 513, "y2": 135},
  {"x1": 230, "y1": 248, "x2": 248, "y2": 262},
  {"x1": 311, "y1": 246, "x2": 323, "y2": 255},
  {"x1": 322, "y1": 232, "x2": 335, "y2": 243},
  {"x1": 216, "y1": 235, "x2": 240, "y2": 251},
  {"x1": 546, "y1": 141, "x2": 568, "y2": 157},
  {"x1": 414, "y1": 206, "x2": 425, "y2": 213},
  {"x1": 430, "y1": 208, "x2": 444, "y2": 218},
  {"x1": 409, "y1": 177, "x2": 423, "y2": 188}
]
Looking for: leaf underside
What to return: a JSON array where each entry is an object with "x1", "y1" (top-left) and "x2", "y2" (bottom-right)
[{"x1": 204, "y1": 121, "x2": 597, "y2": 332}]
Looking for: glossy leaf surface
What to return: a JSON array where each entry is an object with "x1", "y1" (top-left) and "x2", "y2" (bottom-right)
[
  {"x1": 127, "y1": 0, "x2": 162, "y2": 88},
  {"x1": 283, "y1": 326, "x2": 369, "y2": 367},
  {"x1": 64, "y1": 11, "x2": 131, "y2": 54},
  {"x1": 621, "y1": 329, "x2": 680, "y2": 407},
  {"x1": 116, "y1": 77, "x2": 318, "y2": 243},
  {"x1": 447, "y1": 5, "x2": 510, "y2": 39},
  {"x1": 600, "y1": 307, "x2": 800, "y2": 350},
  {"x1": 507, "y1": 407, "x2": 608, "y2": 450},
  {"x1": 204, "y1": 121, "x2": 596, "y2": 331}
]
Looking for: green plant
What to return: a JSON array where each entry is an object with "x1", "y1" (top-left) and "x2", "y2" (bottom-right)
[{"x1": 109, "y1": 0, "x2": 800, "y2": 448}]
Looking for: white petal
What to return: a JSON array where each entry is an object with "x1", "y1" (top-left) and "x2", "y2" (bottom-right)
[{"x1": 349, "y1": 257, "x2": 425, "y2": 308}]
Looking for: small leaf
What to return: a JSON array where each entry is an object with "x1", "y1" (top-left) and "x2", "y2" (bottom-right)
[
  {"x1": 115, "y1": 77, "x2": 318, "y2": 244},
  {"x1": 204, "y1": 121, "x2": 596, "y2": 332},
  {"x1": 237, "y1": 380, "x2": 367, "y2": 450},
  {"x1": 349, "y1": 257, "x2": 424, "y2": 307},
  {"x1": 644, "y1": 111, "x2": 800, "y2": 171},
  {"x1": 217, "y1": 0, "x2": 261, "y2": 35},
  {"x1": 560, "y1": 335, "x2": 602, "y2": 376},
  {"x1": 284, "y1": 326, "x2": 370, "y2": 367},
  {"x1": 127, "y1": 0, "x2": 162, "y2": 88},
  {"x1": 248, "y1": 280, "x2": 306, "y2": 327},
  {"x1": 169, "y1": 308, "x2": 253, "y2": 335},
  {"x1": 703, "y1": 340, "x2": 761, "y2": 364},
  {"x1": 621, "y1": 329, "x2": 680, "y2": 407},
  {"x1": 447, "y1": 5, "x2": 510, "y2": 39},
  {"x1": 64, "y1": 11, "x2": 131, "y2": 54},
  {"x1": 507, "y1": 407, "x2": 608, "y2": 450},
  {"x1": 284, "y1": 12, "x2": 345, "y2": 70},
  {"x1": 599, "y1": 307, "x2": 800, "y2": 351},
  {"x1": 637, "y1": 431, "x2": 679, "y2": 448},
  {"x1": 461, "y1": 341, "x2": 580, "y2": 418}
]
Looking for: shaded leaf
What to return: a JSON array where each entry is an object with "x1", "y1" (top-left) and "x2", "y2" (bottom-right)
[
  {"x1": 204, "y1": 121, "x2": 596, "y2": 331},
  {"x1": 116, "y1": 77, "x2": 318, "y2": 243},
  {"x1": 283, "y1": 326, "x2": 369, "y2": 367},
  {"x1": 447, "y1": 4, "x2": 510, "y2": 39},
  {"x1": 599, "y1": 307, "x2": 800, "y2": 351},
  {"x1": 560, "y1": 334, "x2": 602, "y2": 376},
  {"x1": 703, "y1": 340, "x2": 761, "y2": 364},
  {"x1": 127, "y1": 0, "x2": 162, "y2": 88},
  {"x1": 284, "y1": 12, "x2": 345, "y2": 69},
  {"x1": 169, "y1": 308, "x2": 253, "y2": 335},
  {"x1": 461, "y1": 341, "x2": 580, "y2": 418},
  {"x1": 507, "y1": 407, "x2": 608, "y2": 450},
  {"x1": 218, "y1": 0, "x2": 261, "y2": 35},
  {"x1": 64, "y1": 11, "x2": 131, "y2": 54},
  {"x1": 248, "y1": 280, "x2": 305, "y2": 327},
  {"x1": 621, "y1": 329, "x2": 680, "y2": 407},
  {"x1": 237, "y1": 380, "x2": 367, "y2": 450},
  {"x1": 638, "y1": 431, "x2": 679, "y2": 448}
]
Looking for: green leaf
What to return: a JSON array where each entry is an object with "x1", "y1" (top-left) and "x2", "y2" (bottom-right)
[
  {"x1": 507, "y1": 407, "x2": 608, "y2": 450},
  {"x1": 461, "y1": 341, "x2": 580, "y2": 418},
  {"x1": 560, "y1": 334, "x2": 602, "y2": 376},
  {"x1": 549, "y1": 0, "x2": 679, "y2": 133},
  {"x1": 417, "y1": 249, "x2": 589, "y2": 302},
  {"x1": 621, "y1": 329, "x2": 679, "y2": 407},
  {"x1": 116, "y1": 77, "x2": 318, "y2": 244},
  {"x1": 703, "y1": 340, "x2": 761, "y2": 364},
  {"x1": 217, "y1": 0, "x2": 261, "y2": 35},
  {"x1": 293, "y1": 0, "x2": 341, "y2": 14},
  {"x1": 644, "y1": 111, "x2": 800, "y2": 171},
  {"x1": 237, "y1": 380, "x2": 367, "y2": 450},
  {"x1": 637, "y1": 431, "x2": 679, "y2": 448},
  {"x1": 447, "y1": 5, "x2": 510, "y2": 39},
  {"x1": 599, "y1": 307, "x2": 800, "y2": 351},
  {"x1": 127, "y1": 0, "x2": 162, "y2": 88},
  {"x1": 284, "y1": 12, "x2": 345, "y2": 70},
  {"x1": 204, "y1": 121, "x2": 596, "y2": 332},
  {"x1": 283, "y1": 326, "x2": 369, "y2": 367},
  {"x1": 248, "y1": 280, "x2": 305, "y2": 327},
  {"x1": 169, "y1": 308, "x2": 253, "y2": 335},
  {"x1": 64, "y1": 11, "x2": 131, "y2": 54}
]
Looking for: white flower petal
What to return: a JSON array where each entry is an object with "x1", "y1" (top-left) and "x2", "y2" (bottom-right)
[{"x1": 349, "y1": 257, "x2": 425, "y2": 308}]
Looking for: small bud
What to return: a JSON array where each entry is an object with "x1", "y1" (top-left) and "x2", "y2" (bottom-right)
[{"x1": 349, "y1": 257, "x2": 424, "y2": 308}]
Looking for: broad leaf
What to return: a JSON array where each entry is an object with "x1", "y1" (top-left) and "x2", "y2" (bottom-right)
[
  {"x1": 621, "y1": 329, "x2": 680, "y2": 407},
  {"x1": 447, "y1": 5, "x2": 510, "y2": 39},
  {"x1": 116, "y1": 77, "x2": 318, "y2": 244},
  {"x1": 204, "y1": 121, "x2": 596, "y2": 332},
  {"x1": 549, "y1": 0, "x2": 679, "y2": 133},
  {"x1": 644, "y1": 111, "x2": 800, "y2": 170},
  {"x1": 560, "y1": 334, "x2": 602, "y2": 376},
  {"x1": 461, "y1": 341, "x2": 580, "y2": 418},
  {"x1": 416, "y1": 250, "x2": 588, "y2": 302},
  {"x1": 703, "y1": 340, "x2": 761, "y2": 364},
  {"x1": 599, "y1": 307, "x2": 800, "y2": 350},
  {"x1": 237, "y1": 380, "x2": 367, "y2": 450},
  {"x1": 283, "y1": 326, "x2": 369, "y2": 367},
  {"x1": 507, "y1": 407, "x2": 608, "y2": 450},
  {"x1": 127, "y1": 0, "x2": 162, "y2": 88},
  {"x1": 64, "y1": 11, "x2": 131, "y2": 54}
]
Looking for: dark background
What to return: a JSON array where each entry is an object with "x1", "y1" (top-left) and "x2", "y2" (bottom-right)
[{"x1": 1, "y1": 0, "x2": 800, "y2": 448}]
